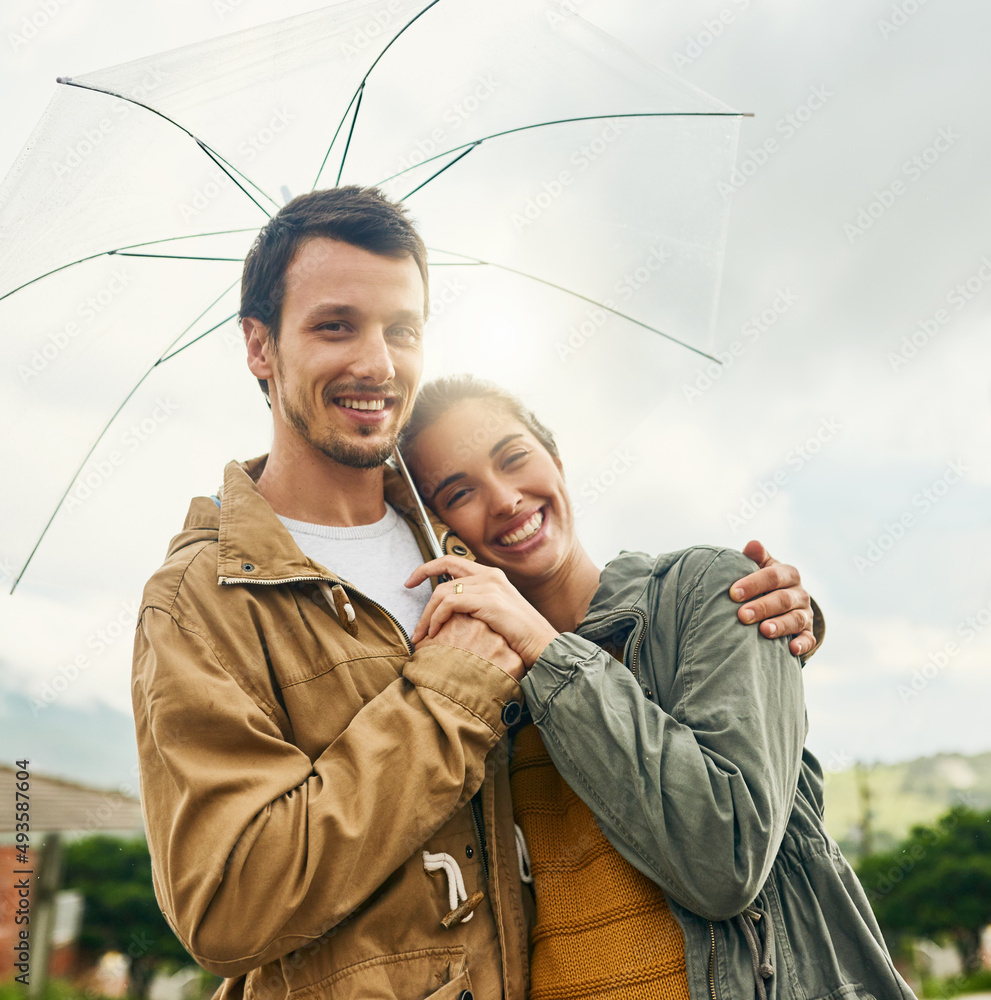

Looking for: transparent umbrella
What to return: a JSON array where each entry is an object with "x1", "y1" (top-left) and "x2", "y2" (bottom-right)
[{"x1": 0, "y1": 0, "x2": 745, "y2": 590}]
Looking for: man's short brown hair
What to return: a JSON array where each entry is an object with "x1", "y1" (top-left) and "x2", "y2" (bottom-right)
[{"x1": 239, "y1": 186, "x2": 429, "y2": 399}]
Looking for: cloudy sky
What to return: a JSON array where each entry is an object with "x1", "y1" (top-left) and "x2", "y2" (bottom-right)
[{"x1": 0, "y1": 0, "x2": 988, "y2": 792}]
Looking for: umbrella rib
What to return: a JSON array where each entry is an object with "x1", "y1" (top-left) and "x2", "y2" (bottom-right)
[
  {"x1": 375, "y1": 110, "x2": 750, "y2": 188},
  {"x1": 400, "y1": 143, "x2": 480, "y2": 201},
  {"x1": 112, "y1": 252, "x2": 244, "y2": 262},
  {"x1": 11, "y1": 366, "x2": 155, "y2": 594},
  {"x1": 311, "y1": 84, "x2": 360, "y2": 192},
  {"x1": 11, "y1": 280, "x2": 241, "y2": 592},
  {"x1": 0, "y1": 229, "x2": 256, "y2": 303},
  {"x1": 334, "y1": 83, "x2": 365, "y2": 186},
  {"x1": 55, "y1": 77, "x2": 280, "y2": 215},
  {"x1": 157, "y1": 310, "x2": 239, "y2": 364},
  {"x1": 194, "y1": 139, "x2": 278, "y2": 217},
  {"x1": 153, "y1": 277, "x2": 242, "y2": 362},
  {"x1": 313, "y1": 0, "x2": 445, "y2": 189},
  {"x1": 427, "y1": 247, "x2": 722, "y2": 365}
]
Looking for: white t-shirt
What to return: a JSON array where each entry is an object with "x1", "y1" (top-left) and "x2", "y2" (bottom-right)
[{"x1": 278, "y1": 504, "x2": 432, "y2": 637}]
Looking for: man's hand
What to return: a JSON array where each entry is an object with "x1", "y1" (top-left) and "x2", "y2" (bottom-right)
[
  {"x1": 417, "y1": 610, "x2": 527, "y2": 682},
  {"x1": 731, "y1": 540, "x2": 817, "y2": 657}
]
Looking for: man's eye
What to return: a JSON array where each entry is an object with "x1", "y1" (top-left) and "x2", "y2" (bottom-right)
[
  {"x1": 318, "y1": 322, "x2": 346, "y2": 332},
  {"x1": 391, "y1": 326, "x2": 420, "y2": 343}
]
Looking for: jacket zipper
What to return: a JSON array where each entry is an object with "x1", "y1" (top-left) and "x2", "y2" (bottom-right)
[
  {"x1": 220, "y1": 574, "x2": 414, "y2": 654},
  {"x1": 708, "y1": 920, "x2": 718, "y2": 1000},
  {"x1": 469, "y1": 792, "x2": 490, "y2": 881},
  {"x1": 579, "y1": 606, "x2": 649, "y2": 683}
]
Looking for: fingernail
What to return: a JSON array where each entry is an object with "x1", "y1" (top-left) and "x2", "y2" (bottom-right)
[
  {"x1": 731, "y1": 587, "x2": 745, "y2": 601},
  {"x1": 741, "y1": 608, "x2": 755, "y2": 623},
  {"x1": 766, "y1": 622, "x2": 777, "y2": 635}
]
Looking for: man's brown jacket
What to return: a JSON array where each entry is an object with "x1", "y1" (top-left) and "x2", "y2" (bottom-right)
[{"x1": 132, "y1": 457, "x2": 530, "y2": 1000}]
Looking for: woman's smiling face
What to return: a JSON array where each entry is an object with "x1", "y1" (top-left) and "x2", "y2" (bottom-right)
[{"x1": 409, "y1": 397, "x2": 577, "y2": 591}]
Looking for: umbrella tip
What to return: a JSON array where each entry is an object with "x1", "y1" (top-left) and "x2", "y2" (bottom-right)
[{"x1": 56, "y1": 76, "x2": 71, "y2": 85}]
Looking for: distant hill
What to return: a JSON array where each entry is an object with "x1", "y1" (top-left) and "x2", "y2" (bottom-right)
[
  {"x1": 0, "y1": 693, "x2": 139, "y2": 792},
  {"x1": 822, "y1": 752, "x2": 991, "y2": 859}
]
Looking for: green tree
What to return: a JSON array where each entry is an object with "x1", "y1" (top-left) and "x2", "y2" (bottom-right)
[
  {"x1": 857, "y1": 806, "x2": 991, "y2": 973},
  {"x1": 63, "y1": 836, "x2": 192, "y2": 997}
]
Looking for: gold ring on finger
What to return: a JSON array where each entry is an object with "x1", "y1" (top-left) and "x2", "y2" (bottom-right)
[{"x1": 455, "y1": 582, "x2": 463, "y2": 594}]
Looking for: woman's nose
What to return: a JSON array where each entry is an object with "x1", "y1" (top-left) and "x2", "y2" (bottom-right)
[{"x1": 489, "y1": 482, "x2": 523, "y2": 516}]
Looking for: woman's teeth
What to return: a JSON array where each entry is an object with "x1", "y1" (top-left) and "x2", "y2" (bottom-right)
[
  {"x1": 337, "y1": 398, "x2": 386, "y2": 410},
  {"x1": 499, "y1": 510, "x2": 544, "y2": 546}
]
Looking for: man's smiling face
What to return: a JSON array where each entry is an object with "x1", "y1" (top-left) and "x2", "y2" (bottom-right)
[{"x1": 255, "y1": 236, "x2": 426, "y2": 469}]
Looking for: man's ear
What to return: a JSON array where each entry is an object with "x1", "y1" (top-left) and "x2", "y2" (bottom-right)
[{"x1": 244, "y1": 317, "x2": 275, "y2": 381}]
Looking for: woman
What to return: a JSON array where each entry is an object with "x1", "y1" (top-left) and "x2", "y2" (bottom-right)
[{"x1": 401, "y1": 376, "x2": 914, "y2": 1000}]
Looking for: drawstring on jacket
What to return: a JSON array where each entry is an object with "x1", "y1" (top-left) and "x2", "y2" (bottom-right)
[
  {"x1": 423, "y1": 851, "x2": 484, "y2": 928},
  {"x1": 735, "y1": 904, "x2": 775, "y2": 1000},
  {"x1": 317, "y1": 581, "x2": 358, "y2": 636}
]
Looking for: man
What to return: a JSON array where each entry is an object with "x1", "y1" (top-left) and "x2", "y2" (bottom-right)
[{"x1": 131, "y1": 186, "x2": 817, "y2": 1000}]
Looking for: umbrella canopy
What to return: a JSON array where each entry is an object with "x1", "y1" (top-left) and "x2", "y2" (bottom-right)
[{"x1": 0, "y1": 0, "x2": 745, "y2": 590}]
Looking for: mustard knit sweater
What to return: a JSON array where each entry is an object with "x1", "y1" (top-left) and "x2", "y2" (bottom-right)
[{"x1": 511, "y1": 724, "x2": 692, "y2": 1000}]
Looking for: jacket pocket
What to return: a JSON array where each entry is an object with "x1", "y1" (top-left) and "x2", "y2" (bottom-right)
[
  {"x1": 809, "y1": 986, "x2": 878, "y2": 1000},
  {"x1": 288, "y1": 946, "x2": 470, "y2": 1000}
]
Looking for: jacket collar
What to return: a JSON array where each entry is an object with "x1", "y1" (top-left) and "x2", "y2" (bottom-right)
[{"x1": 213, "y1": 455, "x2": 466, "y2": 585}]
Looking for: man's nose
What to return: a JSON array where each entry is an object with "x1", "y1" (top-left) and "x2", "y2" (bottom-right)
[{"x1": 349, "y1": 329, "x2": 395, "y2": 384}]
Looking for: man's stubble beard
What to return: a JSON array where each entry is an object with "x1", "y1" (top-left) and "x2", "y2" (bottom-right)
[{"x1": 279, "y1": 370, "x2": 404, "y2": 470}]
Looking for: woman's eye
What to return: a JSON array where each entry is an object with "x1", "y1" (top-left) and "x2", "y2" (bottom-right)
[
  {"x1": 445, "y1": 487, "x2": 471, "y2": 508},
  {"x1": 503, "y1": 450, "x2": 529, "y2": 467}
]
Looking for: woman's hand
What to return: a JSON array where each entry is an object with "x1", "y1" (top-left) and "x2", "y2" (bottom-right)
[
  {"x1": 731, "y1": 540, "x2": 817, "y2": 657},
  {"x1": 406, "y1": 556, "x2": 560, "y2": 668}
]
